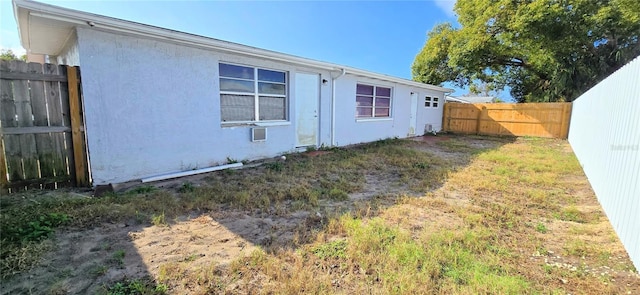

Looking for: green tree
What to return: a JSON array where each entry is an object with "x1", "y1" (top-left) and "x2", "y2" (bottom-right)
[
  {"x1": 412, "y1": 0, "x2": 640, "y2": 102},
  {"x1": 0, "y1": 49, "x2": 27, "y2": 62}
]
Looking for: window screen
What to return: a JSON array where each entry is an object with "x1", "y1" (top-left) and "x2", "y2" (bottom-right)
[{"x1": 219, "y1": 63, "x2": 287, "y2": 122}]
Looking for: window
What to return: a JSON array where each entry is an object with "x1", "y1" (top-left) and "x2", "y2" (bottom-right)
[
  {"x1": 425, "y1": 96, "x2": 439, "y2": 108},
  {"x1": 356, "y1": 84, "x2": 391, "y2": 118},
  {"x1": 219, "y1": 63, "x2": 287, "y2": 123}
]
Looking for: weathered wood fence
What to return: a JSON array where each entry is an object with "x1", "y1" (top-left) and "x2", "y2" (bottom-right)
[
  {"x1": 442, "y1": 102, "x2": 572, "y2": 139},
  {"x1": 0, "y1": 60, "x2": 89, "y2": 194}
]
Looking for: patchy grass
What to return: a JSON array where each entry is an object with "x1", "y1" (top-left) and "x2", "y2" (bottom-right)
[
  {"x1": 1, "y1": 135, "x2": 638, "y2": 294},
  {"x1": 229, "y1": 215, "x2": 528, "y2": 294},
  {"x1": 0, "y1": 138, "x2": 453, "y2": 280},
  {"x1": 99, "y1": 277, "x2": 167, "y2": 295}
]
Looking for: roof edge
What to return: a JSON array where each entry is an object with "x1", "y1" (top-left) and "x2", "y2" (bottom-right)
[{"x1": 13, "y1": 0, "x2": 453, "y2": 92}]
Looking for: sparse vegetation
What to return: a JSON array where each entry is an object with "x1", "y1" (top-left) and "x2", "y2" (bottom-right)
[
  {"x1": 1, "y1": 135, "x2": 637, "y2": 294},
  {"x1": 111, "y1": 250, "x2": 126, "y2": 267},
  {"x1": 264, "y1": 161, "x2": 284, "y2": 172},
  {"x1": 3, "y1": 213, "x2": 69, "y2": 243},
  {"x1": 128, "y1": 185, "x2": 156, "y2": 194},
  {"x1": 556, "y1": 206, "x2": 590, "y2": 223},
  {"x1": 178, "y1": 182, "x2": 195, "y2": 193},
  {"x1": 151, "y1": 212, "x2": 167, "y2": 227},
  {"x1": 91, "y1": 264, "x2": 109, "y2": 278},
  {"x1": 101, "y1": 277, "x2": 167, "y2": 295},
  {"x1": 535, "y1": 222, "x2": 549, "y2": 234}
]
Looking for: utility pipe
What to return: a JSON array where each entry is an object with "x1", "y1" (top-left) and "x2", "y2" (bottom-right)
[
  {"x1": 331, "y1": 68, "x2": 347, "y2": 146},
  {"x1": 141, "y1": 162, "x2": 243, "y2": 183}
]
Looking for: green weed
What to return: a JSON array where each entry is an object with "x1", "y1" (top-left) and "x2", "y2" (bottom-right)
[
  {"x1": 312, "y1": 239, "x2": 348, "y2": 260},
  {"x1": 3, "y1": 213, "x2": 69, "y2": 243},
  {"x1": 264, "y1": 161, "x2": 284, "y2": 172},
  {"x1": 102, "y1": 277, "x2": 167, "y2": 295},
  {"x1": 111, "y1": 250, "x2": 126, "y2": 267},
  {"x1": 178, "y1": 182, "x2": 195, "y2": 193},
  {"x1": 556, "y1": 206, "x2": 588, "y2": 223},
  {"x1": 91, "y1": 264, "x2": 109, "y2": 278},
  {"x1": 328, "y1": 188, "x2": 349, "y2": 201},
  {"x1": 151, "y1": 212, "x2": 167, "y2": 227},
  {"x1": 535, "y1": 222, "x2": 549, "y2": 233},
  {"x1": 128, "y1": 185, "x2": 156, "y2": 194}
]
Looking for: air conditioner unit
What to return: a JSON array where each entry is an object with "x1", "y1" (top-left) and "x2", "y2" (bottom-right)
[
  {"x1": 251, "y1": 127, "x2": 267, "y2": 142},
  {"x1": 425, "y1": 124, "x2": 433, "y2": 133}
]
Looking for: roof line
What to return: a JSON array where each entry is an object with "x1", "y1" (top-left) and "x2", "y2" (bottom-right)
[{"x1": 13, "y1": 0, "x2": 452, "y2": 92}]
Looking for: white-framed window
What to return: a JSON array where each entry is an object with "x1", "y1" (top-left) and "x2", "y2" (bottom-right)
[
  {"x1": 425, "y1": 96, "x2": 439, "y2": 108},
  {"x1": 356, "y1": 84, "x2": 392, "y2": 118},
  {"x1": 219, "y1": 63, "x2": 287, "y2": 123}
]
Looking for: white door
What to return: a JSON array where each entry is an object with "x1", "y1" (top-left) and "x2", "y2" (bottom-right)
[
  {"x1": 295, "y1": 72, "x2": 320, "y2": 147},
  {"x1": 409, "y1": 92, "x2": 418, "y2": 136}
]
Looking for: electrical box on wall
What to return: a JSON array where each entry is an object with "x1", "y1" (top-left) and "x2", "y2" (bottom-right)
[{"x1": 251, "y1": 128, "x2": 267, "y2": 142}]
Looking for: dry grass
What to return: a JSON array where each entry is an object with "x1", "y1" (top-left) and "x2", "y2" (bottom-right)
[{"x1": 1, "y1": 135, "x2": 638, "y2": 294}]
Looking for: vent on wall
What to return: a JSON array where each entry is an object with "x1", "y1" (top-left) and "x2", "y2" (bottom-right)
[{"x1": 252, "y1": 127, "x2": 267, "y2": 142}]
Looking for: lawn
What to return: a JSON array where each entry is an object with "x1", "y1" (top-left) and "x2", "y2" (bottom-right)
[{"x1": 1, "y1": 135, "x2": 638, "y2": 294}]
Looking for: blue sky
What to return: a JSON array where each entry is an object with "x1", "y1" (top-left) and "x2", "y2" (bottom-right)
[{"x1": 1, "y1": 0, "x2": 488, "y2": 97}]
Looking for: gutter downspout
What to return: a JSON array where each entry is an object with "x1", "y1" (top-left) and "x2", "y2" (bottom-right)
[{"x1": 331, "y1": 68, "x2": 347, "y2": 146}]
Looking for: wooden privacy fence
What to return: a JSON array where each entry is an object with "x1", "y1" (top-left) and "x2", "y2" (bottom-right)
[
  {"x1": 0, "y1": 60, "x2": 89, "y2": 193},
  {"x1": 442, "y1": 102, "x2": 572, "y2": 139}
]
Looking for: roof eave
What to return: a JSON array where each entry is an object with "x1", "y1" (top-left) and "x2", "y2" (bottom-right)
[{"x1": 13, "y1": 0, "x2": 453, "y2": 92}]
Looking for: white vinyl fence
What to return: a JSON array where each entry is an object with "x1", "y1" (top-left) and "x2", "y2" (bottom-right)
[{"x1": 568, "y1": 57, "x2": 640, "y2": 272}]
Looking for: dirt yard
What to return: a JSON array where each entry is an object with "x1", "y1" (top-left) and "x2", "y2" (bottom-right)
[{"x1": 1, "y1": 135, "x2": 638, "y2": 294}]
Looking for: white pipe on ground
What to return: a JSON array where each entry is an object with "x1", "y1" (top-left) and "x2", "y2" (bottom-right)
[{"x1": 141, "y1": 162, "x2": 243, "y2": 183}]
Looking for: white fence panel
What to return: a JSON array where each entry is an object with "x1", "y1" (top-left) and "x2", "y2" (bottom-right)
[{"x1": 569, "y1": 57, "x2": 640, "y2": 272}]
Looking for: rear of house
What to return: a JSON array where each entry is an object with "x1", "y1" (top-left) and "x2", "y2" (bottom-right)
[{"x1": 13, "y1": 0, "x2": 451, "y2": 185}]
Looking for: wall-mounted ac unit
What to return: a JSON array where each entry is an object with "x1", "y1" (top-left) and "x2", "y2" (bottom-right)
[{"x1": 252, "y1": 127, "x2": 267, "y2": 142}]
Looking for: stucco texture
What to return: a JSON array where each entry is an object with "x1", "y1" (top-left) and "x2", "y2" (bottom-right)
[{"x1": 74, "y1": 28, "x2": 444, "y2": 185}]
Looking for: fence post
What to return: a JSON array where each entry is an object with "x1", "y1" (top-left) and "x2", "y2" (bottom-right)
[
  {"x1": 560, "y1": 103, "x2": 572, "y2": 139},
  {"x1": 0, "y1": 137, "x2": 7, "y2": 189},
  {"x1": 475, "y1": 105, "x2": 484, "y2": 135},
  {"x1": 442, "y1": 104, "x2": 449, "y2": 132},
  {"x1": 66, "y1": 66, "x2": 89, "y2": 186}
]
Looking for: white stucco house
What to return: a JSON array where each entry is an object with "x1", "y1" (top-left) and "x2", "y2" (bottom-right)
[{"x1": 13, "y1": 0, "x2": 452, "y2": 185}]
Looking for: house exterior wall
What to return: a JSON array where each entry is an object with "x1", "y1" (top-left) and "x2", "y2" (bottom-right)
[
  {"x1": 415, "y1": 90, "x2": 445, "y2": 134},
  {"x1": 332, "y1": 75, "x2": 444, "y2": 146},
  {"x1": 76, "y1": 28, "x2": 336, "y2": 184},
  {"x1": 74, "y1": 27, "x2": 446, "y2": 185},
  {"x1": 55, "y1": 30, "x2": 79, "y2": 66},
  {"x1": 568, "y1": 57, "x2": 640, "y2": 273}
]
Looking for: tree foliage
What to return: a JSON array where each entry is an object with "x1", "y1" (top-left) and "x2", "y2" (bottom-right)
[
  {"x1": 0, "y1": 49, "x2": 27, "y2": 62},
  {"x1": 412, "y1": 0, "x2": 640, "y2": 102}
]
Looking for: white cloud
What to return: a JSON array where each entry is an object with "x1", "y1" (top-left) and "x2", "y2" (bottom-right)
[{"x1": 433, "y1": 0, "x2": 456, "y2": 18}]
